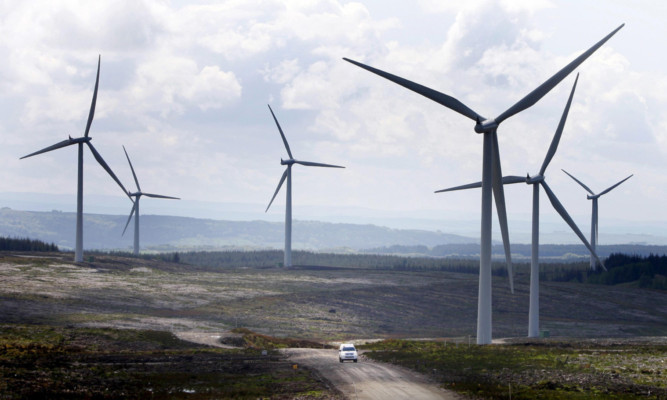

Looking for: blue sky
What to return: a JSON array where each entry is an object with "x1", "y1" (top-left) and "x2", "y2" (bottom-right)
[{"x1": 1, "y1": 0, "x2": 664, "y2": 244}]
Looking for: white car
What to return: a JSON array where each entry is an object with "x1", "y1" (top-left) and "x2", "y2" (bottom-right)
[{"x1": 339, "y1": 343, "x2": 358, "y2": 363}]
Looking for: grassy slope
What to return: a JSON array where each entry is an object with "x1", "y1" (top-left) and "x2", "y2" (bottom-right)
[
  {"x1": 1, "y1": 252, "x2": 665, "y2": 340},
  {"x1": 361, "y1": 338, "x2": 667, "y2": 399},
  {"x1": 2, "y1": 252, "x2": 667, "y2": 399},
  {"x1": 0, "y1": 324, "x2": 342, "y2": 399}
]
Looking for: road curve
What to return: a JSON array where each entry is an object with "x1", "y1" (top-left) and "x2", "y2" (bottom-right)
[{"x1": 283, "y1": 348, "x2": 462, "y2": 400}]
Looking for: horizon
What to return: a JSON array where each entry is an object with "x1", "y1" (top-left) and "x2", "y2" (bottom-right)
[{"x1": 3, "y1": 191, "x2": 666, "y2": 247}]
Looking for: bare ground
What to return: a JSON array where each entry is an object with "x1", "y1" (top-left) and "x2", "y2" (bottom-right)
[{"x1": 2, "y1": 252, "x2": 665, "y2": 341}]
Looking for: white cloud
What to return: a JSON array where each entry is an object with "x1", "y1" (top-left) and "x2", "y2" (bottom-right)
[
  {"x1": 126, "y1": 56, "x2": 242, "y2": 116},
  {"x1": 2, "y1": 0, "x2": 667, "y2": 236},
  {"x1": 261, "y1": 59, "x2": 302, "y2": 84}
]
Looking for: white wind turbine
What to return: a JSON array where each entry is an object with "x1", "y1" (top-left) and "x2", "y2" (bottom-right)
[
  {"x1": 20, "y1": 56, "x2": 129, "y2": 262},
  {"x1": 121, "y1": 146, "x2": 180, "y2": 255},
  {"x1": 344, "y1": 24, "x2": 623, "y2": 344},
  {"x1": 562, "y1": 170, "x2": 633, "y2": 270},
  {"x1": 437, "y1": 74, "x2": 605, "y2": 338},
  {"x1": 265, "y1": 105, "x2": 345, "y2": 267}
]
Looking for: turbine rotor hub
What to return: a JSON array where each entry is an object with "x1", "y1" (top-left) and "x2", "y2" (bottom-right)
[
  {"x1": 70, "y1": 136, "x2": 90, "y2": 144},
  {"x1": 281, "y1": 158, "x2": 295, "y2": 166},
  {"x1": 474, "y1": 119, "x2": 498, "y2": 133},
  {"x1": 526, "y1": 174, "x2": 544, "y2": 184}
]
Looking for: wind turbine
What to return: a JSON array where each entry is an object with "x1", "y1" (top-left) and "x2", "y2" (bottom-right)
[
  {"x1": 562, "y1": 170, "x2": 633, "y2": 270},
  {"x1": 265, "y1": 105, "x2": 345, "y2": 267},
  {"x1": 20, "y1": 55, "x2": 129, "y2": 263},
  {"x1": 344, "y1": 24, "x2": 623, "y2": 344},
  {"x1": 121, "y1": 146, "x2": 180, "y2": 255},
  {"x1": 437, "y1": 74, "x2": 605, "y2": 338}
]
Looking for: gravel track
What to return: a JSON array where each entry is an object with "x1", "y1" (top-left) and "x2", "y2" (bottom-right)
[{"x1": 283, "y1": 348, "x2": 463, "y2": 400}]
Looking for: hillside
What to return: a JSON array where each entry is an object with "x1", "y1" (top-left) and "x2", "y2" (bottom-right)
[
  {"x1": 1, "y1": 252, "x2": 665, "y2": 339},
  {"x1": 3, "y1": 207, "x2": 667, "y2": 259},
  {"x1": 0, "y1": 207, "x2": 472, "y2": 252},
  {"x1": 3, "y1": 252, "x2": 665, "y2": 399}
]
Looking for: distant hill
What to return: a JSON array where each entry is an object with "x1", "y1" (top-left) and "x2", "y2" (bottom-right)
[
  {"x1": 3, "y1": 207, "x2": 666, "y2": 259},
  {"x1": 0, "y1": 207, "x2": 473, "y2": 252}
]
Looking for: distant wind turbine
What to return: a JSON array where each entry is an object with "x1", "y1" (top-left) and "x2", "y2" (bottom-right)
[
  {"x1": 265, "y1": 105, "x2": 345, "y2": 267},
  {"x1": 121, "y1": 146, "x2": 180, "y2": 255},
  {"x1": 20, "y1": 56, "x2": 129, "y2": 262},
  {"x1": 344, "y1": 24, "x2": 623, "y2": 344},
  {"x1": 437, "y1": 74, "x2": 604, "y2": 338},
  {"x1": 562, "y1": 170, "x2": 633, "y2": 270}
]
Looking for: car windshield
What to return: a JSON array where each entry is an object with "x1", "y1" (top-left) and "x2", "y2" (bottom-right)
[{"x1": 342, "y1": 347, "x2": 355, "y2": 351}]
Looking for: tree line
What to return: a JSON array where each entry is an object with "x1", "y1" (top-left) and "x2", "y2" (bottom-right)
[
  {"x1": 0, "y1": 236, "x2": 59, "y2": 252},
  {"x1": 539, "y1": 253, "x2": 667, "y2": 290},
  {"x1": 84, "y1": 248, "x2": 667, "y2": 291},
  {"x1": 145, "y1": 249, "x2": 510, "y2": 277}
]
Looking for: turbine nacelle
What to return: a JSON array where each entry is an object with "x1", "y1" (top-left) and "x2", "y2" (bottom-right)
[
  {"x1": 280, "y1": 158, "x2": 296, "y2": 166},
  {"x1": 70, "y1": 136, "x2": 91, "y2": 145},
  {"x1": 474, "y1": 118, "x2": 498, "y2": 133},
  {"x1": 526, "y1": 174, "x2": 544, "y2": 184}
]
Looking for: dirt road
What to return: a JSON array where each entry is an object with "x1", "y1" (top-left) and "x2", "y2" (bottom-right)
[
  {"x1": 175, "y1": 332, "x2": 459, "y2": 399},
  {"x1": 283, "y1": 348, "x2": 462, "y2": 400}
]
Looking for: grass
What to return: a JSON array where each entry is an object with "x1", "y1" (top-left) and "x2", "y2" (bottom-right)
[
  {"x1": 360, "y1": 338, "x2": 667, "y2": 399},
  {"x1": 2, "y1": 253, "x2": 667, "y2": 398},
  {"x1": 0, "y1": 324, "x2": 342, "y2": 399},
  {"x1": 2, "y1": 252, "x2": 666, "y2": 340},
  {"x1": 230, "y1": 327, "x2": 333, "y2": 349}
]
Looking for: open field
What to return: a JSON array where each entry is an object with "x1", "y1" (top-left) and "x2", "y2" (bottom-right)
[
  {"x1": 361, "y1": 337, "x2": 667, "y2": 399},
  {"x1": 1, "y1": 251, "x2": 666, "y2": 399},
  {"x1": 0, "y1": 324, "x2": 343, "y2": 399},
  {"x1": 1, "y1": 252, "x2": 665, "y2": 340}
]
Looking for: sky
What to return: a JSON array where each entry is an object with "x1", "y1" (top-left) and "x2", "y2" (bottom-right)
[{"x1": 1, "y1": 0, "x2": 666, "y2": 244}]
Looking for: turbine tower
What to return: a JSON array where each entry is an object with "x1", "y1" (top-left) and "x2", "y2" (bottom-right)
[
  {"x1": 265, "y1": 105, "x2": 345, "y2": 267},
  {"x1": 121, "y1": 146, "x2": 180, "y2": 255},
  {"x1": 562, "y1": 170, "x2": 633, "y2": 269},
  {"x1": 20, "y1": 56, "x2": 128, "y2": 262},
  {"x1": 437, "y1": 74, "x2": 605, "y2": 338},
  {"x1": 344, "y1": 24, "x2": 623, "y2": 344}
]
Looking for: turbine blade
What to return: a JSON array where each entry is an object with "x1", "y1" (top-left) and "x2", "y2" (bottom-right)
[
  {"x1": 266, "y1": 169, "x2": 288, "y2": 212},
  {"x1": 122, "y1": 201, "x2": 137, "y2": 236},
  {"x1": 491, "y1": 132, "x2": 514, "y2": 293},
  {"x1": 562, "y1": 169, "x2": 595, "y2": 195},
  {"x1": 435, "y1": 181, "x2": 482, "y2": 193},
  {"x1": 268, "y1": 105, "x2": 293, "y2": 159},
  {"x1": 84, "y1": 55, "x2": 101, "y2": 138},
  {"x1": 20, "y1": 138, "x2": 75, "y2": 159},
  {"x1": 343, "y1": 58, "x2": 483, "y2": 122},
  {"x1": 541, "y1": 180, "x2": 606, "y2": 270},
  {"x1": 495, "y1": 24, "x2": 623, "y2": 125},
  {"x1": 294, "y1": 160, "x2": 345, "y2": 168},
  {"x1": 87, "y1": 142, "x2": 129, "y2": 195},
  {"x1": 597, "y1": 174, "x2": 633, "y2": 197},
  {"x1": 539, "y1": 74, "x2": 579, "y2": 176},
  {"x1": 503, "y1": 176, "x2": 528, "y2": 184},
  {"x1": 123, "y1": 145, "x2": 141, "y2": 191},
  {"x1": 434, "y1": 175, "x2": 525, "y2": 193},
  {"x1": 142, "y1": 193, "x2": 180, "y2": 200}
]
